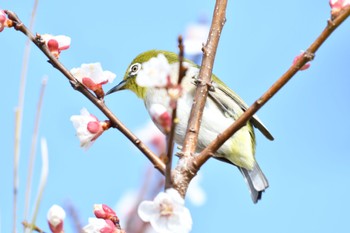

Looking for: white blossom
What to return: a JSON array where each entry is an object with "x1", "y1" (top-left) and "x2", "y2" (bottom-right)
[
  {"x1": 138, "y1": 188, "x2": 192, "y2": 233},
  {"x1": 47, "y1": 204, "x2": 66, "y2": 233},
  {"x1": 41, "y1": 34, "x2": 71, "y2": 58},
  {"x1": 41, "y1": 34, "x2": 71, "y2": 50},
  {"x1": 82, "y1": 218, "x2": 117, "y2": 233},
  {"x1": 70, "y1": 108, "x2": 105, "y2": 149},
  {"x1": 136, "y1": 54, "x2": 171, "y2": 87},
  {"x1": 47, "y1": 204, "x2": 66, "y2": 226},
  {"x1": 70, "y1": 63, "x2": 116, "y2": 90}
]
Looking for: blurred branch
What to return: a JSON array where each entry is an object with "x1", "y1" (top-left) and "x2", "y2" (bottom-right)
[
  {"x1": 65, "y1": 201, "x2": 84, "y2": 233},
  {"x1": 124, "y1": 166, "x2": 164, "y2": 233},
  {"x1": 173, "y1": 0, "x2": 228, "y2": 197},
  {"x1": 22, "y1": 222, "x2": 44, "y2": 233},
  {"x1": 164, "y1": 36, "x2": 187, "y2": 189},
  {"x1": 13, "y1": 1, "x2": 39, "y2": 232},
  {"x1": 24, "y1": 77, "x2": 47, "y2": 223},
  {"x1": 27, "y1": 138, "x2": 49, "y2": 233},
  {"x1": 194, "y1": 5, "x2": 350, "y2": 167},
  {"x1": 5, "y1": 10, "x2": 166, "y2": 175}
]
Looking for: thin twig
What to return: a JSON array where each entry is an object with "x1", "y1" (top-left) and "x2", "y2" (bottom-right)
[
  {"x1": 13, "y1": 1, "x2": 39, "y2": 232},
  {"x1": 194, "y1": 5, "x2": 350, "y2": 167},
  {"x1": 164, "y1": 36, "x2": 187, "y2": 189},
  {"x1": 5, "y1": 10, "x2": 166, "y2": 175},
  {"x1": 65, "y1": 201, "x2": 84, "y2": 233},
  {"x1": 173, "y1": 0, "x2": 228, "y2": 197},
  {"x1": 13, "y1": 110, "x2": 20, "y2": 233},
  {"x1": 22, "y1": 222, "x2": 45, "y2": 233},
  {"x1": 24, "y1": 77, "x2": 47, "y2": 224},
  {"x1": 27, "y1": 138, "x2": 49, "y2": 233}
]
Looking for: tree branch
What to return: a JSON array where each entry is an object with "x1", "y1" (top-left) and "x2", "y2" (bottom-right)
[
  {"x1": 164, "y1": 36, "x2": 187, "y2": 189},
  {"x1": 194, "y1": 5, "x2": 350, "y2": 167},
  {"x1": 172, "y1": 0, "x2": 228, "y2": 196},
  {"x1": 180, "y1": 0, "x2": 227, "y2": 158},
  {"x1": 5, "y1": 10, "x2": 166, "y2": 175}
]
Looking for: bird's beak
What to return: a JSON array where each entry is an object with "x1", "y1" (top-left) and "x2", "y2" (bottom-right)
[{"x1": 106, "y1": 79, "x2": 127, "y2": 95}]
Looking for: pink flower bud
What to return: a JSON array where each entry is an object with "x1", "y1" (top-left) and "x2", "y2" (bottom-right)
[
  {"x1": 94, "y1": 204, "x2": 117, "y2": 220},
  {"x1": 149, "y1": 104, "x2": 172, "y2": 134},
  {"x1": 0, "y1": 14, "x2": 6, "y2": 32},
  {"x1": 0, "y1": 10, "x2": 9, "y2": 32},
  {"x1": 87, "y1": 121, "x2": 102, "y2": 134},
  {"x1": 82, "y1": 77, "x2": 102, "y2": 91},
  {"x1": 330, "y1": 0, "x2": 350, "y2": 16},
  {"x1": 47, "y1": 39, "x2": 60, "y2": 58},
  {"x1": 70, "y1": 63, "x2": 116, "y2": 98},
  {"x1": 70, "y1": 108, "x2": 110, "y2": 149},
  {"x1": 292, "y1": 53, "x2": 311, "y2": 71},
  {"x1": 41, "y1": 34, "x2": 71, "y2": 58},
  {"x1": 47, "y1": 205, "x2": 66, "y2": 233}
]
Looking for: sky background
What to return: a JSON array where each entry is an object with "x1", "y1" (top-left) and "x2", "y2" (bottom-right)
[{"x1": 1, "y1": 1, "x2": 350, "y2": 233}]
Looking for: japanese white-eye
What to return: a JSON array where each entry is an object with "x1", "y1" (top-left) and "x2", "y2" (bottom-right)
[{"x1": 107, "y1": 50, "x2": 274, "y2": 203}]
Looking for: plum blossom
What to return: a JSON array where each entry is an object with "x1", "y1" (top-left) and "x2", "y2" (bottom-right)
[
  {"x1": 0, "y1": 10, "x2": 7, "y2": 32},
  {"x1": 292, "y1": 52, "x2": 311, "y2": 71},
  {"x1": 135, "y1": 53, "x2": 183, "y2": 108},
  {"x1": 148, "y1": 104, "x2": 172, "y2": 134},
  {"x1": 47, "y1": 205, "x2": 66, "y2": 233},
  {"x1": 82, "y1": 218, "x2": 120, "y2": 233},
  {"x1": 330, "y1": 0, "x2": 350, "y2": 16},
  {"x1": 41, "y1": 34, "x2": 71, "y2": 58},
  {"x1": 71, "y1": 63, "x2": 116, "y2": 98},
  {"x1": 136, "y1": 53, "x2": 171, "y2": 88},
  {"x1": 138, "y1": 188, "x2": 192, "y2": 233},
  {"x1": 0, "y1": 10, "x2": 11, "y2": 32},
  {"x1": 94, "y1": 204, "x2": 118, "y2": 222},
  {"x1": 70, "y1": 108, "x2": 110, "y2": 149}
]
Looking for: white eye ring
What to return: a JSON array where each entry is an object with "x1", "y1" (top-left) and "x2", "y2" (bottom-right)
[{"x1": 129, "y1": 63, "x2": 141, "y2": 76}]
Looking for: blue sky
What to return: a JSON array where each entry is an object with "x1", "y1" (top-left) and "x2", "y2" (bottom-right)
[{"x1": 1, "y1": 1, "x2": 350, "y2": 233}]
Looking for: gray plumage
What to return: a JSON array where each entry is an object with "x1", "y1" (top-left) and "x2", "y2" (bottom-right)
[{"x1": 239, "y1": 162, "x2": 269, "y2": 203}]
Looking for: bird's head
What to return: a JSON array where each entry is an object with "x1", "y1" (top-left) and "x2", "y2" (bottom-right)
[{"x1": 106, "y1": 50, "x2": 180, "y2": 99}]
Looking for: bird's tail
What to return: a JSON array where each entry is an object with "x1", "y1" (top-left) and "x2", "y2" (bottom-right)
[{"x1": 239, "y1": 162, "x2": 269, "y2": 204}]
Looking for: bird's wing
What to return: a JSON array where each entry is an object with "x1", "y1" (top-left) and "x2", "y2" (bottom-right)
[{"x1": 207, "y1": 76, "x2": 274, "y2": 141}]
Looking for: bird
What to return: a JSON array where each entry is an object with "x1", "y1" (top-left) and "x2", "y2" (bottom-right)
[{"x1": 106, "y1": 50, "x2": 274, "y2": 203}]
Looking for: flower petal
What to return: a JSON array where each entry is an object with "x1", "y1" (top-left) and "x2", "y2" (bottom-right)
[
  {"x1": 136, "y1": 53, "x2": 170, "y2": 88},
  {"x1": 55, "y1": 35, "x2": 71, "y2": 50},
  {"x1": 71, "y1": 63, "x2": 116, "y2": 88},
  {"x1": 138, "y1": 201, "x2": 158, "y2": 222}
]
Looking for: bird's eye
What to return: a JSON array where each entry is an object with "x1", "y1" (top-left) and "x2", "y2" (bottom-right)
[{"x1": 129, "y1": 63, "x2": 141, "y2": 76}]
